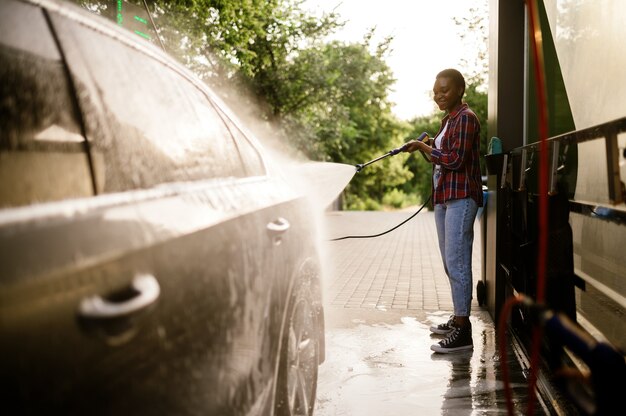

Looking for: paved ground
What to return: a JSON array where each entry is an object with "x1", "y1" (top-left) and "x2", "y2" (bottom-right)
[
  {"x1": 320, "y1": 209, "x2": 481, "y2": 312},
  {"x1": 314, "y1": 210, "x2": 552, "y2": 416}
]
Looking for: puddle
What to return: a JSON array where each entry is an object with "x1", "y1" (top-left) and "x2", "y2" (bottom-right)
[{"x1": 315, "y1": 310, "x2": 543, "y2": 415}]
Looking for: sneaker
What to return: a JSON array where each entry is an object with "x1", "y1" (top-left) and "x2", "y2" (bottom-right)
[
  {"x1": 430, "y1": 324, "x2": 473, "y2": 353},
  {"x1": 429, "y1": 315, "x2": 456, "y2": 335}
]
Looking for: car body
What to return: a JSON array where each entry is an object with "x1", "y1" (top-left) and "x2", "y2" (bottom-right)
[{"x1": 0, "y1": 0, "x2": 325, "y2": 414}]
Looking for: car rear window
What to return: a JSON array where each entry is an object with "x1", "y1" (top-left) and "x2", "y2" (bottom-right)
[{"x1": 51, "y1": 13, "x2": 263, "y2": 193}]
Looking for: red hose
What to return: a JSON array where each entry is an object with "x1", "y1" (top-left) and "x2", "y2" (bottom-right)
[
  {"x1": 498, "y1": 295, "x2": 525, "y2": 415},
  {"x1": 527, "y1": 0, "x2": 550, "y2": 414}
]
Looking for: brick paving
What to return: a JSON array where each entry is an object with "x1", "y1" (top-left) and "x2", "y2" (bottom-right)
[{"x1": 320, "y1": 210, "x2": 483, "y2": 313}]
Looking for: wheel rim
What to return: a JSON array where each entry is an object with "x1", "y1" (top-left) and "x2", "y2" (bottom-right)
[{"x1": 286, "y1": 295, "x2": 318, "y2": 415}]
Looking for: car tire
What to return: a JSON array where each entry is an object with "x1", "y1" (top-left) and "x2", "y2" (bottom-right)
[{"x1": 274, "y1": 261, "x2": 321, "y2": 416}]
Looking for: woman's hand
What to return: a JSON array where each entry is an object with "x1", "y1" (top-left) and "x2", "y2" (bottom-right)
[
  {"x1": 403, "y1": 139, "x2": 431, "y2": 154},
  {"x1": 402, "y1": 137, "x2": 432, "y2": 162}
]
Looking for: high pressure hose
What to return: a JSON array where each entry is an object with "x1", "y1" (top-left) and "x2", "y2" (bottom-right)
[
  {"x1": 331, "y1": 132, "x2": 431, "y2": 241},
  {"x1": 329, "y1": 194, "x2": 432, "y2": 241}
]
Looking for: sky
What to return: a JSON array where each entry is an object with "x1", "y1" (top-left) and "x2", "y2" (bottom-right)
[{"x1": 303, "y1": 0, "x2": 488, "y2": 120}]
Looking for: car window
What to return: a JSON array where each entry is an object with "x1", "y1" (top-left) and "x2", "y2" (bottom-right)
[
  {"x1": 214, "y1": 106, "x2": 266, "y2": 177},
  {"x1": 0, "y1": 0, "x2": 93, "y2": 208},
  {"x1": 51, "y1": 15, "x2": 252, "y2": 192}
]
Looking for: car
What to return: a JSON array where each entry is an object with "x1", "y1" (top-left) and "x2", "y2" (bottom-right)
[{"x1": 0, "y1": 0, "x2": 327, "y2": 414}]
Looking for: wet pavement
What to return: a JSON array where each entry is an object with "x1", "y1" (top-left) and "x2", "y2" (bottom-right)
[{"x1": 316, "y1": 210, "x2": 550, "y2": 415}]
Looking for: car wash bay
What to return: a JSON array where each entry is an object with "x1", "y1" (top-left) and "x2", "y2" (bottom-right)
[{"x1": 315, "y1": 210, "x2": 552, "y2": 416}]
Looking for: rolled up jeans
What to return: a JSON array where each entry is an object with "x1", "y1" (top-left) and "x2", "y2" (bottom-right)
[{"x1": 434, "y1": 197, "x2": 478, "y2": 317}]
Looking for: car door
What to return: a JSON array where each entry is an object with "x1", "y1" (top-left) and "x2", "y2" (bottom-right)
[
  {"x1": 0, "y1": 2, "x2": 315, "y2": 415},
  {"x1": 0, "y1": 0, "x2": 117, "y2": 411}
]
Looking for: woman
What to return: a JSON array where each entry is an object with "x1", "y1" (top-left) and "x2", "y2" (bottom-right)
[{"x1": 404, "y1": 68, "x2": 483, "y2": 353}]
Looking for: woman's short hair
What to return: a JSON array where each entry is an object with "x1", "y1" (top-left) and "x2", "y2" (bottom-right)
[{"x1": 436, "y1": 68, "x2": 466, "y2": 97}]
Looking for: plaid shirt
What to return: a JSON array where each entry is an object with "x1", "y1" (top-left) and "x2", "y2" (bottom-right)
[{"x1": 429, "y1": 103, "x2": 483, "y2": 207}]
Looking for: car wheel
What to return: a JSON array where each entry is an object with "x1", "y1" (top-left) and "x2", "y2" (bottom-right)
[{"x1": 275, "y1": 263, "x2": 320, "y2": 416}]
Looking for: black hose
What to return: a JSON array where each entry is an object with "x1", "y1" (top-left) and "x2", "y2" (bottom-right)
[{"x1": 329, "y1": 194, "x2": 432, "y2": 241}]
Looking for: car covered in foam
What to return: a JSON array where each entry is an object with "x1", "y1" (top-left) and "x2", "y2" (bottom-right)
[{"x1": 0, "y1": 0, "x2": 326, "y2": 414}]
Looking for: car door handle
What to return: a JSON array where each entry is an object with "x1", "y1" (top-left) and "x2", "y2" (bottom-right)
[
  {"x1": 267, "y1": 217, "x2": 290, "y2": 234},
  {"x1": 267, "y1": 217, "x2": 290, "y2": 245},
  {"x1": 78, "y1": 274, "x2": 160, "y2": 319}
]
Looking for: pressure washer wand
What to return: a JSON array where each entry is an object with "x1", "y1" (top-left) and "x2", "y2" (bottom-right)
[
  {"x1": 355, "y1": 132, "x2": 430, "y2": 172},
  {"x1": 355, "y1": 151, "x2": 397, "y2": 172}
]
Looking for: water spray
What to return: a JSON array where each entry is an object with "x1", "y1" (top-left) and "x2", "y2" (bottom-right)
[{"x1": 355, "y1": 132, "x2": 430, "y2": 172}]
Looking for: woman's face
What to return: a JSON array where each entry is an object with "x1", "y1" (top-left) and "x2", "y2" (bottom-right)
[{"x1": 433, "y1": 76, "x2": 463, "y2": 113}]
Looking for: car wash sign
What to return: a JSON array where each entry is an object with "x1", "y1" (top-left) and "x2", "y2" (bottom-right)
[{"x1": 115, "y1": 0, "x2": 154, "y2": 42}]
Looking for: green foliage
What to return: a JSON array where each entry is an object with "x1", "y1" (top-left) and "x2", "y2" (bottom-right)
[
  {"x1": 382, "y1": 188, "x2": 419, "y2": 209},
  {"x1": 464, "y1": 79, "x2": 489, "y2": 176},
  {"x1": 153, "y1": 0, "x2": 343, "y2": 101}
]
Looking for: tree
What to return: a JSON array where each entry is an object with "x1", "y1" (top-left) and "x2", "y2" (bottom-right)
[
  {"x1": 279, "y1": 34, "x2": 413, "y2": 209},
  {"x1": 454, "y1": 0, "x2": 489, "y2": 175},
  {"x1": 464, "y1": 80, "x2": 489, "y2": 176},
  {"x1": 453, "y1": 0, "x2": 489, "y2": 88}
]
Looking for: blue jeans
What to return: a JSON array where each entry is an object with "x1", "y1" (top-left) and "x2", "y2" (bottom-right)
[{"x1": 434, "y1": 197, "x2": 478, "y2": 317}]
